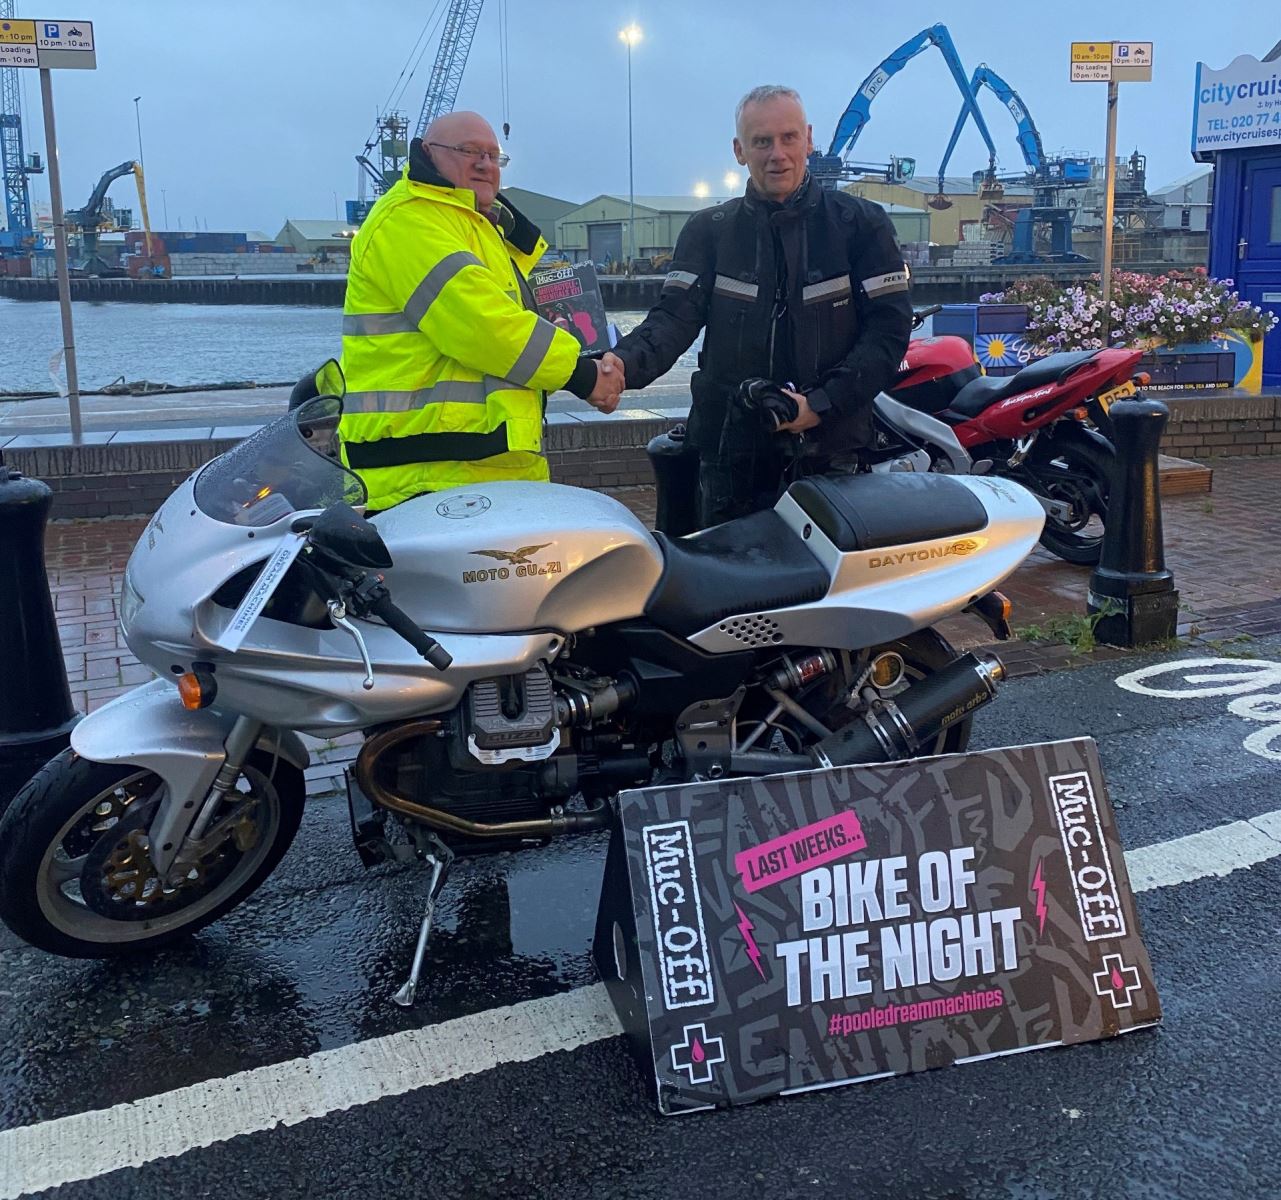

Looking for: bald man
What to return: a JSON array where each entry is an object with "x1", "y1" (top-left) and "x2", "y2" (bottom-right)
[{"x1": 329, "y1": 111, "x2": 623, "y2": 510}]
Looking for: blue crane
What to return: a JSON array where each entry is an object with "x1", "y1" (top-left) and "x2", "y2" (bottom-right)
[
  {"x1": 414, "y1": 0, "x2": 485, "y2": 139},
  {"x1": 818, "y1": 24, "x2": 1000, "y2": 199},
  {"x1": 0, "y1": 0, "x2": 44, "y2": 255},
  {"x1": 935, "y1": 64, "x2": 1091, "y2": 263},
  {"x1": 937, "y1": 64, "x2": 1091, "y2": 196}
]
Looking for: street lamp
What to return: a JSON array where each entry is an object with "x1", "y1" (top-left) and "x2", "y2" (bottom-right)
[
  {"x1": 618, "y1": 23, "x2": 642, "y2": 270},
  {"x1": 692, "y1": 181, "x2": 710, "y2": 199},
  {"x1": 132, "y1": 95, "x2": 145, "y2": 175},
  {"x1": 723, "y1": 170, "x2": 742, "y2": 193}
]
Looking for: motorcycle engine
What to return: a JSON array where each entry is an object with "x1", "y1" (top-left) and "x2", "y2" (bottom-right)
[{"x1": 379, "y1": 663, "x2": 648, "y2": 849}]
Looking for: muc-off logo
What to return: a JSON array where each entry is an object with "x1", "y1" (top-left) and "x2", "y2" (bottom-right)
[
  {"x1": 1048, "y1": 772, "x2": 1127, "y2": 942},
  {"x1": 642, "y1": 821, "x2": 715, "y2": 1010}
]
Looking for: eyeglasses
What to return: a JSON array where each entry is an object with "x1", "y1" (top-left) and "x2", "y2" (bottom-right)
[{"x1": 428, "y1": 142, "x2": 510, "y2": 168}]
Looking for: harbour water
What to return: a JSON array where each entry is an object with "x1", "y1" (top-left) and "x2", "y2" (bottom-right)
[{"x1": 0, "y1": 301, "x2": 698, "y2": 397}]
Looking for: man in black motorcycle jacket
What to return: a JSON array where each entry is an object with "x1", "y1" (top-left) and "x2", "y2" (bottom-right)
[{"x1": 607, "y1": 85, "x2": 913, "y2": 526}]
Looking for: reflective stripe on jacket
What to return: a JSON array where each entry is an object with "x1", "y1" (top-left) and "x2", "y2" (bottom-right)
[{"x1": 338, "y1": 163, "x2": 580, "y2": 510}]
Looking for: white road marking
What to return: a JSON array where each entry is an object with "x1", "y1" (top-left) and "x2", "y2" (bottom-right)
[
  {"x1": 1126, "y1": 812, "x2": 1281, "y2": 892},
  {"x1": 1114, "y1": 657, "x2": 1281, "y2": 762},
  {"x1": 0, "y1": 985, "x2": 622, "y2": 1199},
  {"x1": 3, "y1": 810, "x2": 1281, "y2": 1198}
]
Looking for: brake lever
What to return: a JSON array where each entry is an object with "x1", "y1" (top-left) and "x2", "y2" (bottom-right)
[{"x1": 327, "y1": 599, "x2": 375, "y2": 690}]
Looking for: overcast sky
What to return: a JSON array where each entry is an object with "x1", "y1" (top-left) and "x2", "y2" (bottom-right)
[{"x1": 4, "y1": 0, "x2": 1254, "y2": 233}]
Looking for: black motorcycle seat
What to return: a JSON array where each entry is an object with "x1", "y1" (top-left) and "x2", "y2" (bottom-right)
[
  {"x1": 786, "y1": 472, "x2": 988, "y2": 553},
  {"x1": 948, "y1": 374, "x2": 1010, "y2": 418},
  {"x1": 645, "y1": 509, "x2": 830, "y2": 638},
  {"x1": 950, "y1": 350, "x2": 1099, "y2": 418}
]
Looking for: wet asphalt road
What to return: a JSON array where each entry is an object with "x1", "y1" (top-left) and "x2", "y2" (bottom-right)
[{"x1": 2, "y1": 637, "x2": 1280, "y2": 1198}]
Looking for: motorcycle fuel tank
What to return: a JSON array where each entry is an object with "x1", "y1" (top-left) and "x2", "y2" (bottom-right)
[
  {"x1": 889, "y1": 335, "x2": 982, "y2": 415},
  {"x1": 373, "y1": 482, "x2": 665, "y2": 634}
]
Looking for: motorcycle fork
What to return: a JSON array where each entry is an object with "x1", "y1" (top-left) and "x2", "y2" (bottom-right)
[{"x1": 147, "y1": 715, "x2": 263, "y2": 875}]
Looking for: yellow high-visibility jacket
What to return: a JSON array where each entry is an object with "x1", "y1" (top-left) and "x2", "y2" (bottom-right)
[{"x1": 337, "y1": 152, "x2": 586, "y2": 510}]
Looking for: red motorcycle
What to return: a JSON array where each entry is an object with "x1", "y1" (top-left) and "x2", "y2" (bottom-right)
[{"x1": 873, "y1": 305, "x2": 1147, "y2": 565}]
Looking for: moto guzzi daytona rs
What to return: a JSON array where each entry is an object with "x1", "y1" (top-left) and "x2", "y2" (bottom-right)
[{"x1": 0, "y1": 397, "x2": 1044, "y2": 1003}]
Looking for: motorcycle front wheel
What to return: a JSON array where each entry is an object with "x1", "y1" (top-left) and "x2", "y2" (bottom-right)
[
  {"x1": 1022, "y1": 426, "x2": 1115, "y2": 566},
  {"x1": 0, "y1": 748, "x2": 305, "y2": 958}
]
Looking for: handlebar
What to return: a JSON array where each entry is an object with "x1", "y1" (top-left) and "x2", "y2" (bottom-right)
[
  {"x1": 367, "y1": 589, "x2": 454, "y2": 670},
  {"x1": 312, "y1": 550, "x2": 454, "y2": 672},
  {"x1": 911, "y1": 304, "x2": 943, "y2": 329}
]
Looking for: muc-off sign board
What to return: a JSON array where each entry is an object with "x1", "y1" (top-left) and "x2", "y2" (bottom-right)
[{"x1": 593, "y1": 738, "x2": 1160, "y2": 1115}]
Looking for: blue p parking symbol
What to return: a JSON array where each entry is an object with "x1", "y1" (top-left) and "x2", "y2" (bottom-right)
[{"x1": 43, "y1": 22, "x2": 59, "y2": 37}]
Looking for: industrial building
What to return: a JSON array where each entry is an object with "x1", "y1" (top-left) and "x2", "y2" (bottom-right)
[
  {"x1": 274, "y1": 220, "x2": 359, "y2": 256},
  {"x1": 842, "y1": 176, "x2": 1034, "y2": 248},
  {"x1": 1151, "y1": 166, "x2": 1213, "y2": 234},
  {"x1": 501, "y1": 187, "x2": 577, "y2": 250},
  {"x1": 555, "y1": 194, "x2": 727, "y2": 266}
]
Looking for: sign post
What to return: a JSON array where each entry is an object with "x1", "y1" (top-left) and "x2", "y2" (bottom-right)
[
  {"x1": 0, "y1": 18, "x2": 96, "y2": 443},
  {"x1": 1070, "y1": 41, "x2": 1152, "y2": 338}
]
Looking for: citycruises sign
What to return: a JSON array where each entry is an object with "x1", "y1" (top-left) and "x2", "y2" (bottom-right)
[{"x1": 1193, "y1": 54, "x2": 1281, "y2": 154}]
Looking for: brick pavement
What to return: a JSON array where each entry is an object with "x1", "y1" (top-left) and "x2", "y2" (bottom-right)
[{"x1": 39, "y1": 458, "x2": 1281, "y2": 731}]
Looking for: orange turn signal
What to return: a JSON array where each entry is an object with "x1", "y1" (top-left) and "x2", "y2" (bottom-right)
[
  {"x1": 177, "y1": 671, "x2": 216, "y2": 710},
  {"x1": 1071, "y1": 407, "x2": 1089, "y2": 421}
]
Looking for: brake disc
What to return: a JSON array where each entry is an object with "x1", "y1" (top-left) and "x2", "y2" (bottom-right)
[{"x1": 78, "y1": 794, "x2": 258, "y2": 922}]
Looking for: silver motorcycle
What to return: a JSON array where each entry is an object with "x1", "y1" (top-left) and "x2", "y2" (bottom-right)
[{"x1": 0, "y1": 397, "x2": 1044, "y2": 1004}]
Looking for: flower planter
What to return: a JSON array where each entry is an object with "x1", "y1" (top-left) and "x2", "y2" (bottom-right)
[{"x1": 932, "y1": 304, "x2": 1265, "y2": 394}]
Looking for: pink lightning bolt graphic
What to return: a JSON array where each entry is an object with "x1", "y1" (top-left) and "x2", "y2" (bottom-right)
[
  {"x1": 734, "y1": 902, "x2": 766, "y2": 979},
  {"x1": 1031, "y1": 861, "x2": 1048, "y2": 936}
]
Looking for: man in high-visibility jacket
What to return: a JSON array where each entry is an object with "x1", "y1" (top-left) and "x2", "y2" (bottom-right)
[{"x1": 332, "y1": 111, "x2": 623, "y2": 510}]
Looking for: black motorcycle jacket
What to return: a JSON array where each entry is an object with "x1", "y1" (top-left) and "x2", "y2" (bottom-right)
[{"x1": 612, "y1": 174, "x2": 913, "y2": 456}]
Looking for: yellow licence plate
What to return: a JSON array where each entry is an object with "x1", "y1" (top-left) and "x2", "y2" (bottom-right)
[{"x1": 1097, "y1": 380, "x2": 1137, "y2": 412}]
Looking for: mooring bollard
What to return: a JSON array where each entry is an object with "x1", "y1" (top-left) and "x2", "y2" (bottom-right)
[
  {"x1": 1088, "y1": 397, "x2": 1180, "y2": 647},
  {"x1": 646, "y1": 424, "x2": 700, "y2": 537},
  {"x1": 0, "y1": 460, "x2": 80, "y2": 811}
]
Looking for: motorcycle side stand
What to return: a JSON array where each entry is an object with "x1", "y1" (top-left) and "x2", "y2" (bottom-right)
[{"x1": 392, "y1": 832, "x2": 455, "y2": 1008}]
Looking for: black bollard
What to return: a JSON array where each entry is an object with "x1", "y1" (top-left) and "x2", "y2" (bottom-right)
[
  {"x1": 646, "y1": 424, "x2": 701, "y2": 537},
  {"x1": 0, "y1": 461, "x2": 80, "y2": 811},
  {"x1": 1087, "y1": 397, "x2": 1180, "y2": 647}
]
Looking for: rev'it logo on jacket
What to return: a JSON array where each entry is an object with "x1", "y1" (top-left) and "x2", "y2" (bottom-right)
[{"x1": 868, "y1": 538, "x2": 984, "y2": 569}]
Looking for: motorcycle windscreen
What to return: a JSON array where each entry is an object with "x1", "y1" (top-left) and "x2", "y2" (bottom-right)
[{"x1": 193, "y1": 396, "x2": 367, "y2": 527}]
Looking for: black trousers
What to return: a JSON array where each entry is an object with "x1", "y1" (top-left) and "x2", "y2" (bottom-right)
[{"x1": 696, "y1": 435, "x2": 862, "y2": 529}]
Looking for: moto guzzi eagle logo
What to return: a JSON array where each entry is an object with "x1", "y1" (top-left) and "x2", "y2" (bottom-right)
[
  {"x1": 470, "y1": 544, "x2": 551, "y2": 565},
  {"x1": 462, "y1": 544, "x2": 562, "y2": 583}
]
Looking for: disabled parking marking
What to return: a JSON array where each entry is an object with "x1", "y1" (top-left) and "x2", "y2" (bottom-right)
[{"x1": 2, "y1": 809, "x2": 1281, "y2": 1199}]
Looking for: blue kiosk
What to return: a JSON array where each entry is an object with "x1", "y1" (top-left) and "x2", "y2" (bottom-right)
[{"x1": 1197, "y1": 41, "x2": 1281, "y2": 386}]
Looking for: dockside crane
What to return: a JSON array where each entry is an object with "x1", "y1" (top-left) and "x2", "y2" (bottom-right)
[
  {"x1": 812, "y1": 24, "x2": 1001, "y2": 200},
  {"x1": 414, "y1": 0, "x2": 484, "y2": 139},
  {"x1": 64, "y1": 159, "x2": 155, "y2": 275},
  {"x1": 0, "y1": 0, "x2": 44, "y2": 256},
  {"x1": 353, "y1": 0, "x2": 487, "y2": 214},
  {"x1": 935, "y1": 64, "x2": 1091, "y2": 263},
  {"x1": 936, "y1": 65, "x2": 1091, "y2": 200}
]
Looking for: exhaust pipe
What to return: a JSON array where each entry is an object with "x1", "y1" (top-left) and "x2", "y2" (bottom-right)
[{"x1": 809, "y1": 653, "x2": 1006, "y2": 768}]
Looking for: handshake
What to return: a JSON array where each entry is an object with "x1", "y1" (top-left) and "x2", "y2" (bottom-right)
[{"x1": 585, "y1": 351, "x2": 627, "y2": 413}]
